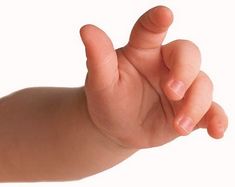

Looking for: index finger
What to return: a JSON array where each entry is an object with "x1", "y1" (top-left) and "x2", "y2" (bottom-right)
[{"x1": 127, "y1": 6, "x2": 173, "y2": 49}]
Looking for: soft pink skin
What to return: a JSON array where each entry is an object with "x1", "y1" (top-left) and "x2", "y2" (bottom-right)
[
  {"x1": 80, "y1": 6, "x2": 228, "y2": 148},
  {"x1": 0, "y1": 6, "x2": 228, "y2": 182}
]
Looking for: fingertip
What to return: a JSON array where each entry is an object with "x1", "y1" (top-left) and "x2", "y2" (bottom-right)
[
  {"x1": 128, "y1": 5, "x2": 173, "y2": 49},
  {"x1": 80, "y1": 24, "x2": 99, "y2": 33},
  {"x1": 150, "y1": 6, "x2": 174, "y2": 28},
  {"x1": 207, "y1": 115, "x2": 228, "y2": 139},
  {"x1": 205, "y1": 102, "x2": 228, "y2": 139},
  {"x1": 80, "y1": 24, "x2": 93, "y2": 37},
  {"x1": 80, "y1": 24, "x2": 101, "y2": 43},
  {"x1": 208, "y1": 125, "x2": 224, "y2": 139},
  {"x1": 79, "y1": 24, "x2": 114, "y2": 56},
  {"x1": 80, "y1": 24, "x2": 94, "y2": 46}
]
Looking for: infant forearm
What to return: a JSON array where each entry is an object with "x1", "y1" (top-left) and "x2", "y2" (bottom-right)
[{"x1": 0, "y1": 87, "x2": 136, "y2": 182}]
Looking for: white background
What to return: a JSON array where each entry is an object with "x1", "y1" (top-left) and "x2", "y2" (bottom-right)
[{"x1": 0, "y1": 0, "x2": 234, "y2": 186}]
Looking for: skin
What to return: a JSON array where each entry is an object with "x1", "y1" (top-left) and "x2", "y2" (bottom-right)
[
  {"x1": 0, "y1": 6, "x2": 228, "y2": 182},
  {"x1": 80, "y1": 6, "x2": 228, "y2": 147}
]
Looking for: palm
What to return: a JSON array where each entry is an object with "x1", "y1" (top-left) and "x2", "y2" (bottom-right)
[
  {"x1": 115, "y1": 47, "x2": 177, "y2": 147},
  {"x1": 85, "y1": 44, "x2": 180, "y2": 148}
]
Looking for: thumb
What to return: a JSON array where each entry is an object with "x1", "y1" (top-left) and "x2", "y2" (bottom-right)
[{"x1": 80, "y1": 24, "x2": 118, "y2": 92}]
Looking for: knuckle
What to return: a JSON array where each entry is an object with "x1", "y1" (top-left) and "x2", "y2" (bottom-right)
[
  {"x1": 172, "y1": 39, "x2": 201, "y2": 55},
  {"x1": 198, "y1": 71, "x2": 214, "y2": 91}
]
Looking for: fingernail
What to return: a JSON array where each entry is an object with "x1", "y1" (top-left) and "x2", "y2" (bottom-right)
[
  {"x1": 177, "y1": 116, "x2": 194, "y2": 134},
  {"x1": 168, "y1": 79, "x2": 185, "y2": 97}
]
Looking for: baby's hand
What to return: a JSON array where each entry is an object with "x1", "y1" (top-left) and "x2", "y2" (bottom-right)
[{"x1": 80, "y1": 6, "x2": 228, "y2": 148}]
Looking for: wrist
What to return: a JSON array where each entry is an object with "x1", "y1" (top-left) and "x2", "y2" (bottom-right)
[
  {"x1": 74, "y1": 87, "x2": 137, "y2": 178},
  {"x1": 78, "y1": 86, "x2": 138, "y2": 150}
]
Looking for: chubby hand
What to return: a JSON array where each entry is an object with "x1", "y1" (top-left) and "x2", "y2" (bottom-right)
[{"x1": 80, "y1": 6, "x2": 228, "y2": 148}]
